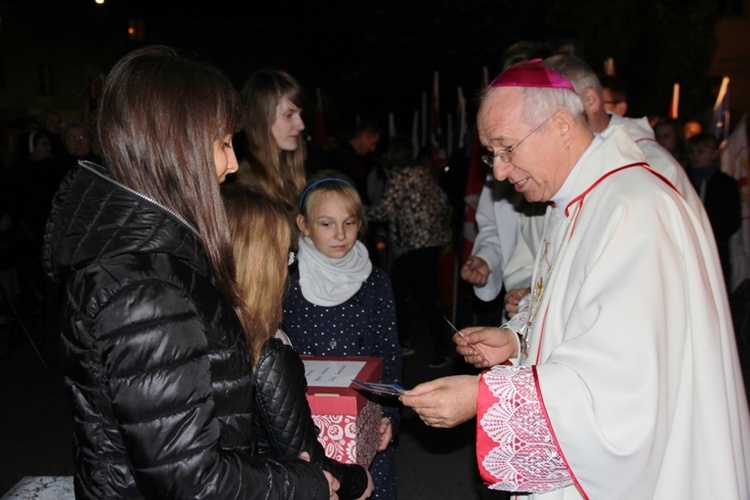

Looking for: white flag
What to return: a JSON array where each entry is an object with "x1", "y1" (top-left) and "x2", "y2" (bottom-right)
[{"x1": 720, "y1": 113, "x2": 750, "y2": 291}]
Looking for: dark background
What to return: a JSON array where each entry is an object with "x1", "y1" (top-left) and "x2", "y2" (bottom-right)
[{"x1": 3, "y1": 0, "x2": 732, "y2": 137}]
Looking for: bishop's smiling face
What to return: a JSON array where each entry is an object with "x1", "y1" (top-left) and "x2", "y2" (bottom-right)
[{"x1": 477, "y1": 87, "x2": 568, "y2": 203}]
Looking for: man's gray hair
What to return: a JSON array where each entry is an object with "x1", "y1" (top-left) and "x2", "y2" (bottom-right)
[
  {"x1": 518, "y1": 86, "x2": 586, "y2": 128},
  {"x1": 543, "y1": 55, "x2": 602, "y2": 97},
  {"x1": 479, "y1": 66, "x2": 587, "y2": 131}
]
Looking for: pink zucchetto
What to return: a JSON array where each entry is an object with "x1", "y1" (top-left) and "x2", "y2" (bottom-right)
[{"x1": 488, "y1": 59, "x2": 575, "y2": 92}]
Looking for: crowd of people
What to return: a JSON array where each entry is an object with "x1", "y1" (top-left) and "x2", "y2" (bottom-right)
[{"x1": 0, "y1": 41, "x2": 748, "y2": 499}]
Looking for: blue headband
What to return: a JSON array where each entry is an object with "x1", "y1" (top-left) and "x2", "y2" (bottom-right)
[{"x1": 298, "y1": 177, "x2": 356, "y2": 209}]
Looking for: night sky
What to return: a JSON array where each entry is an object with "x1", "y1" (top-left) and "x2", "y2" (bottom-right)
[{"x1": 9, "y1": 0, "x2": 726, "y2": 136}]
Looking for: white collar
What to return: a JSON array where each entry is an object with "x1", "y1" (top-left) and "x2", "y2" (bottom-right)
[{"x1": 550, "y1": 134, "x2": 604, "y2": 216}]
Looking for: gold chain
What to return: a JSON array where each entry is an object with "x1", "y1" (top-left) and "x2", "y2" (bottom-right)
[{"x1": 526, "y1": 203, "x2": 581, "y2": 339}]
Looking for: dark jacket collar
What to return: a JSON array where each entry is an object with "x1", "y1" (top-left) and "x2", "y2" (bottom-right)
[{"x1": 44, "y1": 161, "x2": 208, "y2": 283}]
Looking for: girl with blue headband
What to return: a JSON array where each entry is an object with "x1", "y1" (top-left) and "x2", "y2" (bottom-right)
[{"x1": 283, "y1": 171, "x2": 402, "y2": 499}]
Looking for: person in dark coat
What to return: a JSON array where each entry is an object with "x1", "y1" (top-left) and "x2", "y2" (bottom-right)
[
  {"x1": 325, "y1": 121, "x2": 381, "y2": 202},
  {"x1": 43, "y1": 45, "x2": 334, "y2": 499},
  {"x1": 686, "y1": 131, "x2": 742, "y2": 288},
  {"x1": 7, "y1": 130, "x2": 60, "y2": 255}
]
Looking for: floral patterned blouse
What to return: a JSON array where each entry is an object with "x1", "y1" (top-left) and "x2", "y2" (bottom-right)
[{"x1": 366, "y1": 166, "x2": 450, "y2": 258}]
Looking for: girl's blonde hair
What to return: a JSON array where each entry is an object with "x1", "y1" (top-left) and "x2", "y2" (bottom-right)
[
  {"x1": 222, "y1": 182, "x2": 293, "y2": 363},
  {"x1": 298, "y1": 170, "x2": 367, "y2": 238}
]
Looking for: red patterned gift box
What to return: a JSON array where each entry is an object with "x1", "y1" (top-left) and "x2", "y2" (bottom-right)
[{"x1": 301, "y1": 356, "x2": 382, "y2": 468}]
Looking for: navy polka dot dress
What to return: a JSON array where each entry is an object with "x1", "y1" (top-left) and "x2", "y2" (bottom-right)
[{"x1": 283, "y1": 265, "x2": 402, "y2": 499}]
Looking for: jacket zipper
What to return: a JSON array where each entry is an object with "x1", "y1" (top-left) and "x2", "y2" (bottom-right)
[{"x1": 79, "y1": 160, "x2": 201, "y2": 238}]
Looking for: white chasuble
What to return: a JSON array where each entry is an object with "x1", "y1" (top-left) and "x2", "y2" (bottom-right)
[{"x1": 476, "y1": 126, "x2": 750, "y2": 500}]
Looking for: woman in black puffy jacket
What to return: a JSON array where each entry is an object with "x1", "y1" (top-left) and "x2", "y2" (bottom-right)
[
  {"x1": 43, "y1": 46, "x2": 334, "y2": 499},
  {"x1": 222, "y1": 182, "x2": 374, "y2": 499}
]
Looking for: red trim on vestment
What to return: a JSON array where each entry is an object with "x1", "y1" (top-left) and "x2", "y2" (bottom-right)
[
  {"x1": 641, "y1": 165, "x2": 681, "y2": 194},
  {"x1": 570, "y1": 200, "x2": 582, "y2": 235},
  {"x1": 565, "y1": 163, "x2": 648, "y2": 216},
  {"x1": 526, "y1": 162, "x2": 682, "y2": 499},
  {"x1": 634, "y1": 137, "x2": 660, "y2": 146},
  {"x1": 476, "y1": 370, "x2": 499, "y2": 486},
  {"x1": 538, "y1": 164, "x2": 652, "y2": 363},
  {"x1": 532, "y1": 365, "x2": 590, "y2": 500}
]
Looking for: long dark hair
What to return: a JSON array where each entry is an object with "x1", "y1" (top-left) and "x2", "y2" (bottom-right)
[
  {"x1": 97, "y1": 45, "x2": 243, "y2": 308},
  {"x1": 240, "y1": 69, "x2": 307, "y2": 211}
]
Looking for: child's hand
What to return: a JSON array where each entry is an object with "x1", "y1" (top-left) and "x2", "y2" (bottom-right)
[{"x1": 377, "y1": 417, "x2": 392, "y2": 451}]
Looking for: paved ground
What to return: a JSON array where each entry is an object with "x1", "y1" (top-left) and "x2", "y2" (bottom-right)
[
  {"x1": 0, "y1": 295, "x2": 507, "y2": 499},
  {"x1": 3, "y1": 287, "x2": 748, "y2": 499},
  {"x1": 0, "y1": 311, "x2": 74, "y2": 496}
]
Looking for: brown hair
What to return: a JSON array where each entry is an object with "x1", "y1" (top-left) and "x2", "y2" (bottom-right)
[
  {"x1": 222, "y1": 182, "x2": 293, "y2": 363},
  {"x1": 97, "y1": 45, "x2": 243, "y2": 311},
  {"x1": 687, "y1": 131, "x2": 719, "y2": 152},
  {"x1": 240, "y1": 69, "x2": 307, "y2": 212}
]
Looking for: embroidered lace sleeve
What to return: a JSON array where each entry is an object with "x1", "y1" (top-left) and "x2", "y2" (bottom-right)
[
  {"x1": 476, "y1": 366, "x2": 573, "y2": 493},
  {"x1": 500, "y1": 296, "x2": 530, "y2": 366},
  {"x1": 501, "y1": 294, "x2": 530, "y2": 335}
]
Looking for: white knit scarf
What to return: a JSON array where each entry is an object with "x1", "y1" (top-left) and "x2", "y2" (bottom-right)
[{"x1": 297, "y1": 235, "x2": 373, "y2": 307}]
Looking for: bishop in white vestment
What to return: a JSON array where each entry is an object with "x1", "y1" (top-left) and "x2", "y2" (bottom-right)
[{"x1": 401, "y1": 61, "x2": 750, "y2": 500}]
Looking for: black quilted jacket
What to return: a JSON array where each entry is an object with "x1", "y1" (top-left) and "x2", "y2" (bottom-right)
[
  {"x1": 43, "y1": 161, "x2": 329, "y2": 499},
  {"x1": 253, "y1": 338, "x2": 369, "y2": 499}
]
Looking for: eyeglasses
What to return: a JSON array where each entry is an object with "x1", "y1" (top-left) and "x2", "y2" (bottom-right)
[{"x1": 481, "y1": 115, "x2": 554, "y2": 167}]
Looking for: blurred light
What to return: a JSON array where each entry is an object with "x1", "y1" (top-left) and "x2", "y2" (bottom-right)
[{"x1": 95, "y1": 0, "x2": 104, "y2": 4}]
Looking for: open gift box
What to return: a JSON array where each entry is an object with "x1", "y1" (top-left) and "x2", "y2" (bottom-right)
[{"x1": 300, "y1": 356, "x2": 382, "y2": 468}]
